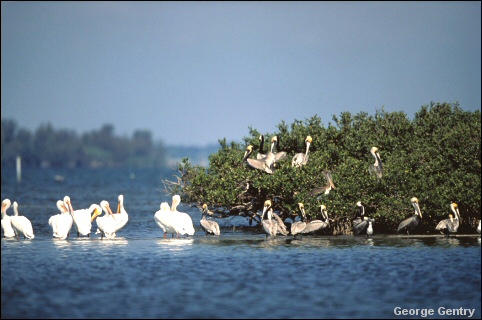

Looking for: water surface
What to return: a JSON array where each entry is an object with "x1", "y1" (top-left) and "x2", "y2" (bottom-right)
[{"x1": 2, "y1": 168, "x2": 481, "y2": 319}]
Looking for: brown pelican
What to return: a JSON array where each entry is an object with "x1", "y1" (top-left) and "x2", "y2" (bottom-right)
[
  {"x1": 257, "y1": 135, "x2": 267, "y2": 160},
  {"x1": 309, "y1": 170, "x2": 336, "y2": 196},
  {"x1": 290, "y1": 204, "x2": 307, "y2": 237},
  {"x1": 1, "y1": 199, "x2": 16, "y2": 238},
  {"x1": 435, "y1": 203, "x2": 461, "y2": 235},
  {"x1": 292, "y1": 135, "x2": 312, "y2": 167},
  {"x1": 10, "y1": 201, "x2": 35, "y2": 239},
  {"x1": 397, "y1": 197, "x2": 422, "y2": 235},
  {"x1": 297, "y1": 203, "x2": 330, "y2": 236},
  {"x1": 243, "y1": 145, "x2": 275, "y2": 174},
  {"x1": 352, "y1": 201, "x2": 374, "y2": 236},
  {"x1": 200, "y1": 204, "x2": 221, "y2": 236},
  {"x1": 262, "y1": 136, "x2": 287, "y2": 170},
  {"x1": 261, "y1": 200, "x2": 279, "y2": 238},
  {"x1": 369, "y1": 147, "x2": 383, "y2": 178}
]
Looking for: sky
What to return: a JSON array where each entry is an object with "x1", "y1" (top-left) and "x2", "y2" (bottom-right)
[{"x1": 1, "y1": 1, "x2": 481, "y2": 147}]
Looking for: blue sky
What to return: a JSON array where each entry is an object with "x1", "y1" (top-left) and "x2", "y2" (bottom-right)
[{"x1": 2, "y1": 1, "x2": 481, "y2": 147}]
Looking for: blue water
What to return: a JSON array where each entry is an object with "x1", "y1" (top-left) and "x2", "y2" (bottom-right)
[{"x1": 2, "y1": 168, "x2": 481, "y2": 319}]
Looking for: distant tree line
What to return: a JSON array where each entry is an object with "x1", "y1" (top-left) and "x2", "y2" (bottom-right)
[
  {"x1": 163, "y1": 102, "x2": 481, "y2": 235},
  {"x1": 1, "y1": 120, "x2": 167, "y2": 168}
]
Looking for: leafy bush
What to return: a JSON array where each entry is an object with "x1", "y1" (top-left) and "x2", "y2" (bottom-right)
[{"x1": 163, "y1": 102, "x2": 481, "y2": 234}]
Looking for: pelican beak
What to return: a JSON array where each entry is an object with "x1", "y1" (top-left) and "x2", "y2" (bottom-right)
[
  {"x1": 450, "y1": 215, "x2": 454, "y2": 223},
  {"x1": 415, "y1": 203, "x2": 422, "y2": 218},
  {"x1": 107, "y1": 204, "x2": 116, "y2": 220},
  {"x1": 117, "y1": 201, "x2": 120, "y2": 213},
  {"x1": 90, "y1": 208, "x2": 101, "y2": 222}
]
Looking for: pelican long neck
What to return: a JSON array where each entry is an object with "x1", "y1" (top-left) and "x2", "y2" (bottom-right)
[
  {"x1": 305, "y1": 141, "x2": 311, "y2": 156},
  {"x1": 359, "y1": 205, "x2": 365, "y2": 217},
  {"x1": 259, "y1": 136, "x2": 265, "y2": 153},
  {"x1": 371, "y1": 150, "x2": 379, "y2": 166},
  {"x1": 1, "y1": 205, "x2": 7, "y2": 218},
  {"x1": 13, "y1": 202, "x2": 19, "y2": 216}
]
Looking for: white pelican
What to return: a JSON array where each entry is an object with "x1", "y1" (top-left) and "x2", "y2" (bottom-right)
[
  {"x1": 200, "y1": 204, "x2": 220, "y2": 236},
  {"x1": 154, "y1": 202, "x2": 178, "y2": 238},
  {"x1": 261, "y1": 200, "x2": 278, "y2": 239},
  {"x1": 397, "y1": 197, "x2": 422, "y2": 235},
  {"x1": 1, "y1": 199, "x2": 16, "y2": 238},
  {"x1": 297, "y1": 203, "x2": 330, "y2": 236},
  {"x1": 92, "y1": 200, "x2": 117, "y2": 239},
  {"x1": 48, "y1": 199, "x2": 73, "y2": 240},
  {"x1": 171, "y1": 195, "x2": 195, "y2": 237},
  {"x1": 292, "y1": 135, "x2": 312, "y2": 167},
  {"x1": 309, "y1": 170, "x2": 336, "y2": 196},
  {"x1": 65, "y1": 196, "x2": 98, "y2": 237},
  {"x1": 10, "y1": 201, "x2": 35, "y2": 239},
  {"x1": 435, "y1": 203, "x2": 461, "y2": 235},
  {"x1": 369, "y1": 146, "x2": 383, "y2": 178},
  {"x1": 112, "y1": 194, "x2": 129, "y2": 233}
]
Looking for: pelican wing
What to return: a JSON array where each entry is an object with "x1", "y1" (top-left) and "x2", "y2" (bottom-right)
[
  {"x1": 397, "y1": 215, "x2": 419, "y2": 234},
  {"x1": 353, "y1": 220, "x2": 368, "y2": 235},
  {"x1": 246, "y1": 158, "x2": 273, "y2": 174},
  {"x1": 301, "y1": 220, "x2": 328, "y2": 234},
  {"x1": 291, "y1": 221, "x2": 307, "y2": 236},
  {"x1": 200, "y1": 219, "x2": 221, "y2": 235},
  {"x1": 270, "y1": 212, "x2": 289, "y2": 235},
  {"x1": 309, "y1": 186, "x2": 328, "y2": 196}
]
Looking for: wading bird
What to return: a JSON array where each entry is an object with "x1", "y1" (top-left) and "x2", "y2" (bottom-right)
[
  {"x1": 48, "y1": 199, "x2": 73, "y2": 240},
  {"x1": 171, "y1": 195, "x2": 195, "y2": 237},
  {"x1": 292, "y1": 135, "x2": 312, "y2": 167},
  {"x1": 10, "y1": 201, "x2": 35, "y2": 239},
  {"x1": 200, "y1": 204, "x2": 221, "y2": 236},
  {"x1": 309, "y1": 170, "x2": 336, "y2": 197},
  {"x1": 243, "y1": 145, "x2": 275, "y2": 174},
  {"x1": 1, "y1": 199, "x2": 16, "y2": 238},
  {"x1": 93, "y1": 200, "x2": 117, "y2": 239},
  {"x1": 369, "y1": 147, "x2": 383, "y2": 178},
  {"x1": 296, "y1": 203, "x2": 330, "y2": 237},
  {"x1": 112, "y1": 194, "x2": 129, "y2": 234},
  {"x1": 154, "y1": 202, "x2": 178, "y2": 238},
  {"x1": 261, "y1": 200, "x2": 279, "y2": 239},
  {"x1": 435, "y1": 203, "x2": 461, "y2": 235},
  {"x1": 352, "y1": 201, "x2": 375, "y2": 236},
  {"x1": 397, "y1": 197, "x2": 422, "y2": 235},
  {"x1": 65, "y1": 196, "x2": 100, "y2": 237}
]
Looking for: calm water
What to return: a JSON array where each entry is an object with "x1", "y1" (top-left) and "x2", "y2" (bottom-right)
[{"x1": 2, "y1": 168, "x2": 481, "y2": 319}]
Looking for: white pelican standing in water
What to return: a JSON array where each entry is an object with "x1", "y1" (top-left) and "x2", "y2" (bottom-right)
[
  {"x1": 48, "y1": 199, "x2": 73, "y2": 240},
  {"x1": 1, "y1": 199, "x2": 16, "y2": 238},
  {"x1": 292, "y1": 136, "x2": 312, "y2": 167},
  {"x1": 112, "y1": 194, "x2": 129, "y2": 233},
  {"x1": 65, "y1": 196, "x2": 99, "y2": 237},
  {"x1": 171, "y1": 195, "x2": 195, "y2": 237},
  {"x1": 200, "y1": 204, "x2": 220, "y2": 236},
  {"x1": 369, "y1": 147, "x2": 383, "y2": 178},
  {"x1": 10, "y1": 201, "x2": 35, "y2": 239},
  {"x1": 397, "y1": 197, "x2": 423, "y2": 235},
  {"x1": 154, "y1": 202, "x2": 178, "y2": 238},
  {"x1": 435, "y1": 203, "x2": 461, "y2": 235},
  {"x1": 92, "y1": 200, "x2": 117, "y2": 239}
]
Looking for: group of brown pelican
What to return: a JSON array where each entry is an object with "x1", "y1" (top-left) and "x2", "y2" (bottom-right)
[{"x1": 241, "y1": 135, "x2": 481, "y2": 238}]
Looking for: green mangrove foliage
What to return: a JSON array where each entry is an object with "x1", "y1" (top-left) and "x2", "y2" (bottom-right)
[{"x1": 162, "y1": 102, "x2": 481, "y2": 235}]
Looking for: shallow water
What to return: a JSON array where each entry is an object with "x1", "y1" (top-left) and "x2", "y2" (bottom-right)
[{"x1": 1, "y1": 168, "x2": 481, "y2": 319}]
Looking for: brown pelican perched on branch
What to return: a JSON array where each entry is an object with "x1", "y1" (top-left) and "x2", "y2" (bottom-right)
[
  {"x1": 397, "y1": 197, "x2": 423, "y2": 235},
  {"x1": 369, "y1": 147, "x2": 383, "y2": 178},
  {"x1": 295, "y1": 203, "x2": 330, "y2": 237},
  {"x1": 243, "y1": 145, "x2": 275, "y2": 174},
  {"x1": 257, "y1": 135, "x2": 267, "y2": 160},
  {"x1": 261, "y1": 200, "x2": 279, "y2": 239},
  {"x1": 435, "y1": 203, "x2": 461, "y2": 235},
  {"x1": 292, "y1": 135, "x2": 312, "y2": 167},
  {"x1": 309, "y1": 170, "x2": 336, "y2": 197},
  {"x1": 200, "y1": 204, "x2": 221, "y2": 236},
  {"x1": 352, "y1": 201, "x2": 375, "y2": 237}
]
